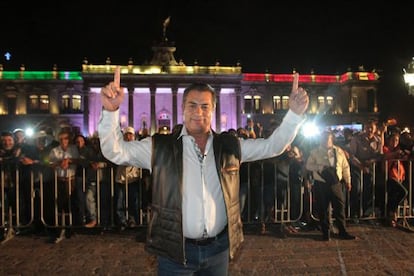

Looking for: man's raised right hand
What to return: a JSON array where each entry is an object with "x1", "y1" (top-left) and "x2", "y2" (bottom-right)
[{"x1": 101, "y1": 66, "x2": 125, "y2": 111}]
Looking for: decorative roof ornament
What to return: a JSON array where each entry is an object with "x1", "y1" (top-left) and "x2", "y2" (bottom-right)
[
  {"x1": 163, "y1": 16, "x2": 171, "y2": 42},
  {"x1": 150, "y1": 16, "x2": 178, "y2": 67}
]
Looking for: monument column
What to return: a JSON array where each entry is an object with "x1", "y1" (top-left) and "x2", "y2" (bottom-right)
[
  {"x1": 172, "y1": 86, "x2": 178, "y2": 127},
  {"x1": 150, "y1": 85, "x2": 157, "y2": 135},
  {"x1": 235, "y1": 86, "x2": 242, "y2": 128},
  {"x1": 214, "y1": 86, "x2": 221, "y2": 132},
  {"x1": 82, "y1": 83, "x2": 90, "y2": 135},
  {"x1": 128, "y1": 85, "x2": 134, "y2": 127}
]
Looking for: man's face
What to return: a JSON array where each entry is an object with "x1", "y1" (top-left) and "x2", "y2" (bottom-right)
[
  {"x1": 182, "y1": 90, "x2": 214, "y2": 136},
  {"x1": 1, "y1": 135, "x2": 14, "y2": 150},
  {"x1": 58, "y1": 134, "x2": 70, "y2": 149},
  {"x1": 14, "y1": 131, "x2": 25, "y2": 144},
  {"x1": 75, "y1": 136, "x2": 85, "y2": 148},
  {"x1": 124, "y1": 132, "x2": 135, "y2": 141},
  {"x1": 365, "y1": 122, "x2": 377, "y2": 137}
]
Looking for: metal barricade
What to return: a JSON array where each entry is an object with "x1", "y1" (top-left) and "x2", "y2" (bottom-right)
[
  {"x1": 309, "y1": 161, "x2": 384, "y2": 223},
  {"x1": 37, "y1": 163, "x2": 150, "y2": 236},
  {"x1": 240, "y1": 159, "x2": 305, "y2": 233},
  {"x1": 3, "y1": 153, "x2": 413, "y2": 245},
  {"x1": 0, "y1": 167, "x2": 36, "y2": 243},
  {"x1": 391, "y1": 160, "x2": 413, "y2": 231},
  {"x1": 306, "y1": 158, "x2": 414, "y2": 232}
]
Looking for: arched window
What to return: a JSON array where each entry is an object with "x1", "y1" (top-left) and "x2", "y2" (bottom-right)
[
  {"x1": 282, "y1": 96, "x2": 289, "y2": 110},
  {"x1": 60, "y1": 92, "x2": 82, "y2": 113},
  {"x1": 6, "y1": 95, "x2": 16, "y2": 115},
  {"x1": 158, "y1": 111, "x2": 171, "y2": 133},
  {"x1": 326, "y1": 96, "x2": 333, "y2": 106},
  {"x1": 317, "y1": 96, "x2": 325, "y2": 111},
  {"x1": 253, "y1": 95, "x2": 262, "y2": 113},
  {"x1": 243, "y1": 95, "x2": 262, "y2": 114},
  {"x1": 273, "y1": 96, "x2": 281, "y2": 111},
  {"x1": 62, "y1": 95, "x2": 70, "y2": 110},
  {"x1": 243, "y1": 95, "x2": 252, "y2": 114},
  {"x1": 72, "y1": 95, "x2": 82, "y2": 111},
  {"x1": 27, "y1": 94, "x2": 49, "y2": 113}
]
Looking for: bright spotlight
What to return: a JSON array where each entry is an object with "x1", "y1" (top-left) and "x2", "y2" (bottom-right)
[
  {"x1": 25, "y1": 128, "x2": 34, "y2": 137},
  {"x1": 301, "y1": 121, "x2": 320, "y2": 138}
]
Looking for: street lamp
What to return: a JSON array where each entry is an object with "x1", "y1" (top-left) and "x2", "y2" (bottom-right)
[{"x1": 403, "y1": 57, "x2": 414, "y2": 96}]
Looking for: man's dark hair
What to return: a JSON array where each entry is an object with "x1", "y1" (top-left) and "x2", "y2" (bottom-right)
[
  {"x1": 1, "y1": 131, "x2": 13, "y2": 138},
  {"x1": 183, "y1": 83, "x2": 216, "y2": 108}
]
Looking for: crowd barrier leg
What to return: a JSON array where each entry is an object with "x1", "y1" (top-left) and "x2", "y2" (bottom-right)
[
  {"x1": 396, "y1": 160, "x2": 414, "y2": 231},
  {"x1": 1, "y1": 207, "x2": 15, "y2": 244},
  {"x1": 1, "y1": 170, "x2": 4, "y2": 228},
  {"x1": 399, "y1": 200, "x2": 414, "y2": 231},
  {"x1": 1, "y1": 168, "x2": 37, "y2": 243},
  {"x1": 1, "y1": 169, "x2": 15, "y2": 244},
  {"x1": 244, "y1": 164, "x2": 252, "y2": 223},
  {"x1": 242, "y1": 161, "x2": 306, "y2": 235},
  {"x1": 96, "y1": 179, "x2": 101, "y2": 228},
  {"x1": 110, "y1": 168, "x2": 115, "y2": 228},
  {"x1": 39, "y1": 173, "x2": 76, "y2": 244}
]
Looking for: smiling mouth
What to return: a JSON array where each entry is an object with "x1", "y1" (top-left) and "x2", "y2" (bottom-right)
[{"x1": 191, "y1": 117, "x2": 203, "y2": 122}]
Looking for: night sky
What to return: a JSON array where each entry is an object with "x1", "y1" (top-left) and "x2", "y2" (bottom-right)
[{"x1": 2, "y1": 1, "x2": 414, "y2": 124}]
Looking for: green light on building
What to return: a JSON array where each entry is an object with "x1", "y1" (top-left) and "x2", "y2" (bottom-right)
[{"x1": 0, "y1": 71, "x2": 82, "y2": 80}]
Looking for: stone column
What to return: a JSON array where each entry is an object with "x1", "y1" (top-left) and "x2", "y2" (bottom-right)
[
  {"x1": 82, "y1": 83, "x2": 90, "y2": 135},
  {"x1": 128, "y1": 86, "x2": 134, "y2": 127},
  {"x1": 150, "y1": 85, "x2": 156, "y2": 135},
  {"x1": 215, "y1": 86, "x2": 221, "y2": 132},
  {"x1": 235, "y1": 86, "x2": 242, "y2": 128},
  {"x1": 172, "y1": 86, "x2": 178, "y2": 127}
]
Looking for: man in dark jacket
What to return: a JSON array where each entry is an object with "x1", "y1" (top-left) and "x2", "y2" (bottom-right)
[
  {"x1": 98, "y1": 67, "x2": 308, "y2": 275},
  {"x1": 0, "y1": 131, "x2": 21, "y2": 241}
]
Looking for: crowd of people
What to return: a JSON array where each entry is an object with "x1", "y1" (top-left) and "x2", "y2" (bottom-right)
[
  {"x1": 0, "y1": 126, "x2": 152, "y2": 242},
  {"x1": 1, "y1": 117, "x2": 413, "y2": 241},
  {"x1": 227, "y1": 117, "x2": 414, "y2": 239}
]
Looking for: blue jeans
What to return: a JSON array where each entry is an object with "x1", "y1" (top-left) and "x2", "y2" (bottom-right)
[
  {"x1": 85, "y1": 181, "x2": 97, "y2": 221},
  {"x1": 115, "y1": 181, "x2": 139, "y2": 225},
  {"x1": 157, "y1": 230, "x2": 229, "y2": 276}
]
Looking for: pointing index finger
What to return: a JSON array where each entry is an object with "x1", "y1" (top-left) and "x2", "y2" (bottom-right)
[
  {"x1": 114, "y1": 66, "x2": 121, "y2": 87},
  {"x1": 292, "y1": 73, "x2": 299, "y2": 93}
]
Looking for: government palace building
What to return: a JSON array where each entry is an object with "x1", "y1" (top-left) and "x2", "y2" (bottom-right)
[{"x1": 0, "y1": 33, "x2": 380, "y2": 138}]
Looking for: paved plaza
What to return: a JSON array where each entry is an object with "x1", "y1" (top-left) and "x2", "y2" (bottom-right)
[{"x1": 1, "y1": 222, "x2": 414, "y2": 275}]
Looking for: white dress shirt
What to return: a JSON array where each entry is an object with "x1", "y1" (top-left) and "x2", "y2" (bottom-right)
[
  {"x1": 98, "y1": 109, "x2": 304, "y2": 238},
  {"x1": 48, "y1": 144, "x2": 79, "y2": 178}
]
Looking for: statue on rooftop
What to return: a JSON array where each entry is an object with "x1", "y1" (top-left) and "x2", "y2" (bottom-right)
[{"x1": 163, "y1": 16, "x2": 171, "y2": 41}]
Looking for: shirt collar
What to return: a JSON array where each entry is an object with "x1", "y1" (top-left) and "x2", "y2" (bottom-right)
[{"x1": 177, "y1": 126, "x2": 213, "y2": 140}]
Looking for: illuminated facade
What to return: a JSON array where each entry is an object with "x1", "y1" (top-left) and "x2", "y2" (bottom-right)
[{"x1": 0, "y1": 41, "x2": 380, "y2": 137}]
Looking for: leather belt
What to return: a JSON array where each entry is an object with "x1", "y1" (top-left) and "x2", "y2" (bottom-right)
[{"x1": 185, "y1": 225, "x2": 228, "y2": 246}]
